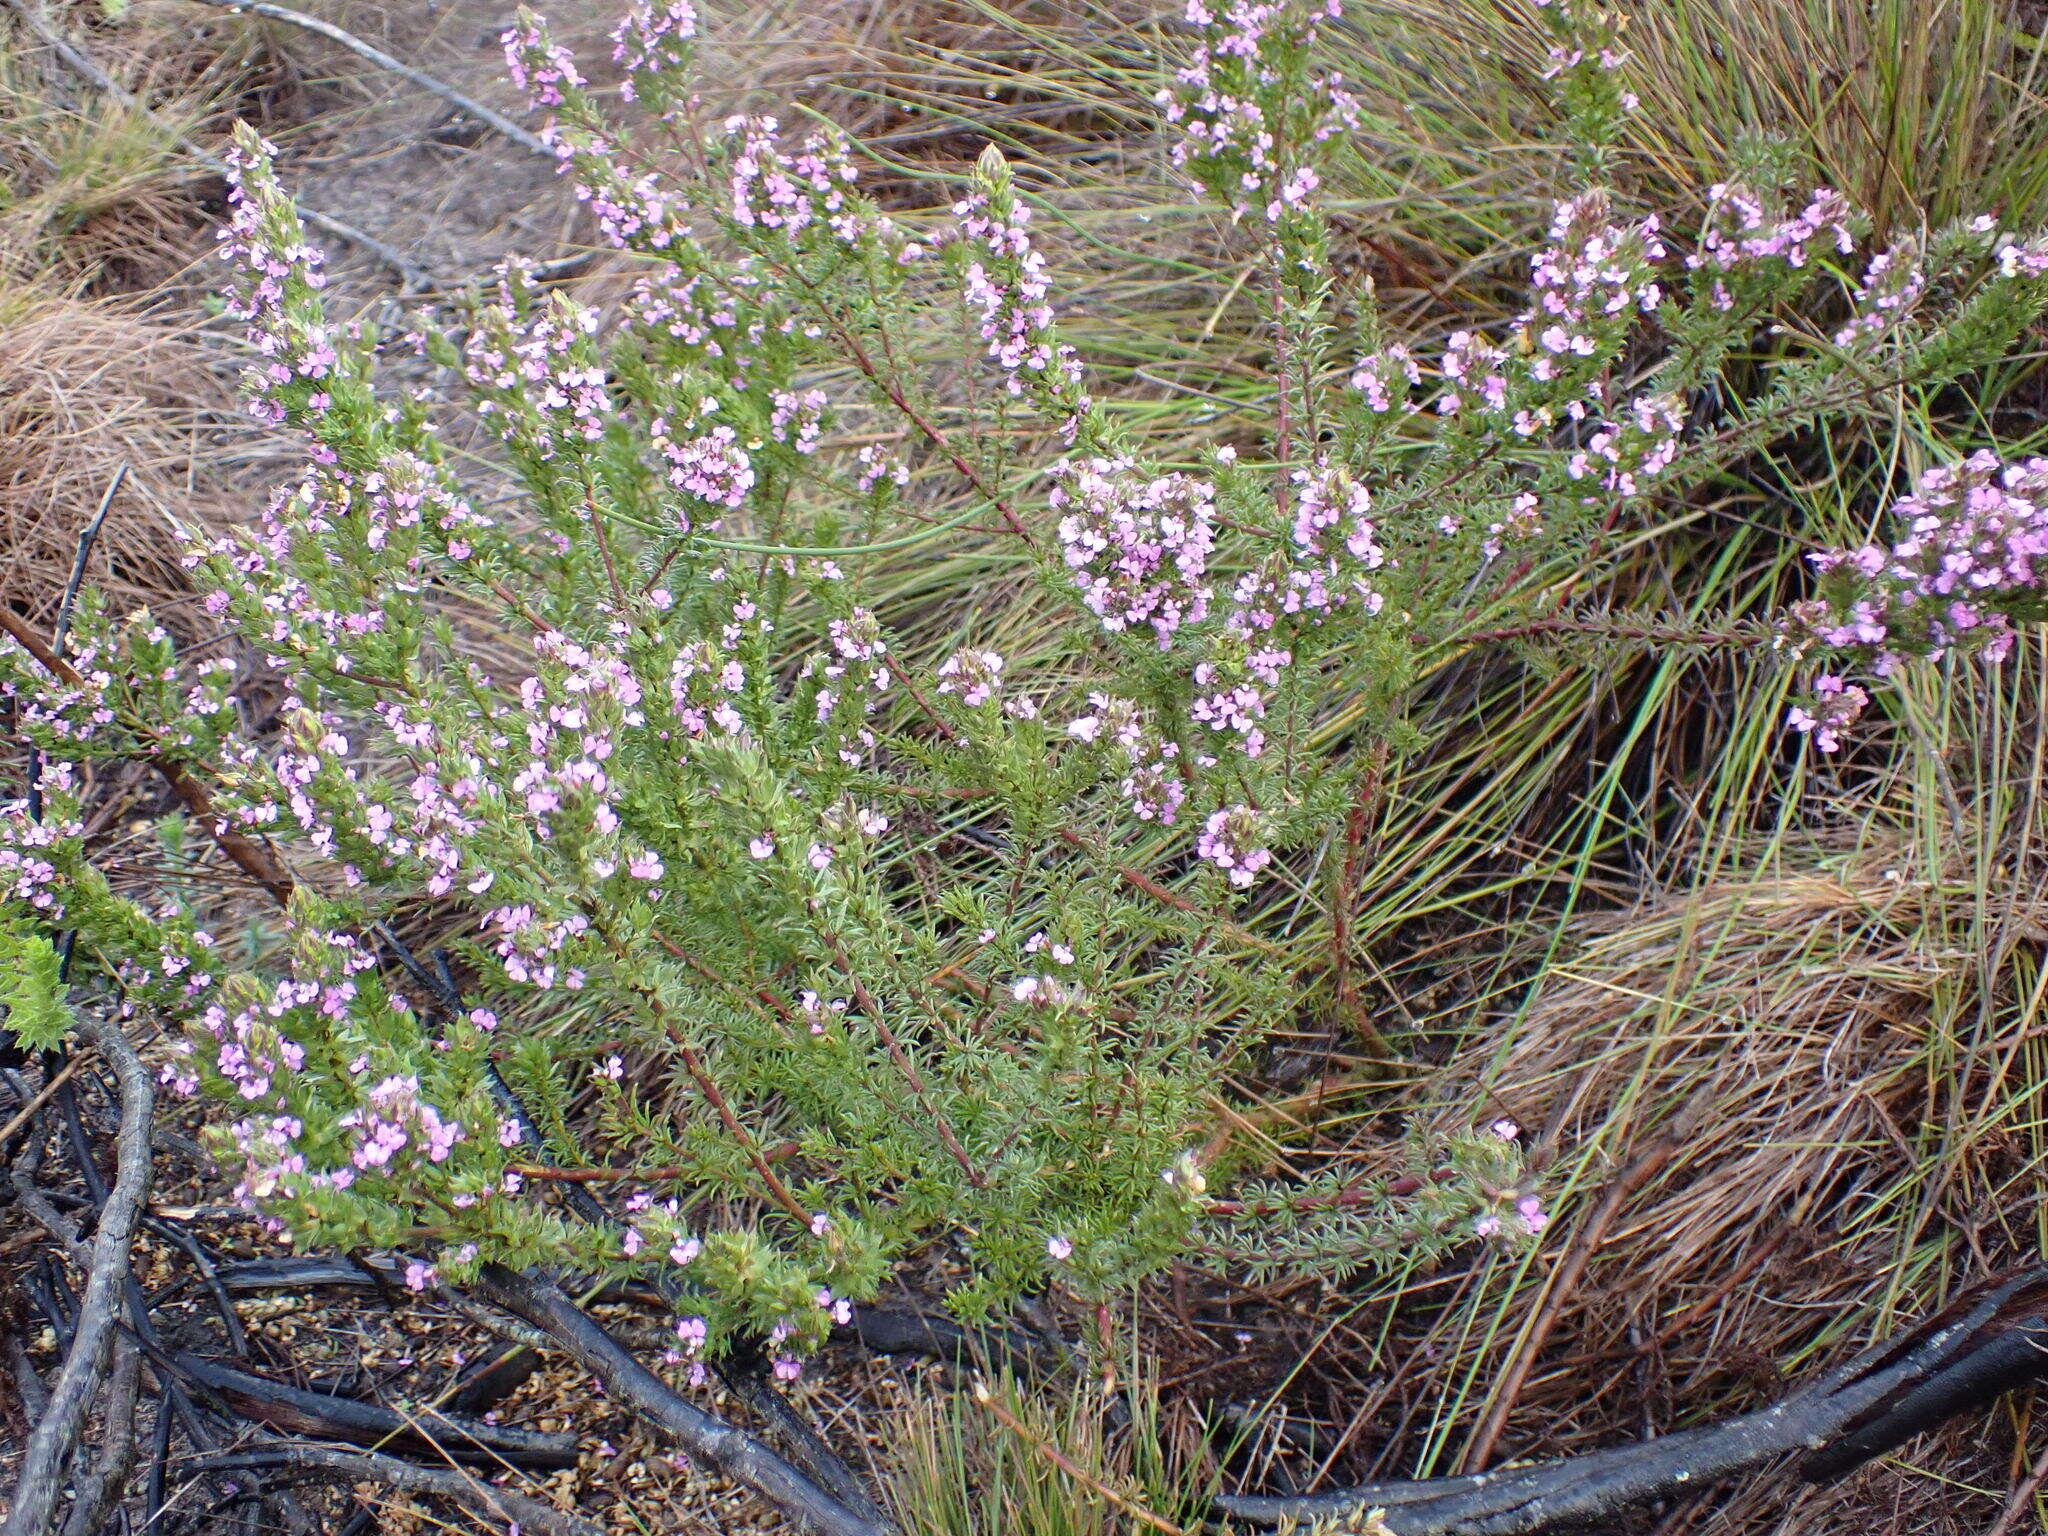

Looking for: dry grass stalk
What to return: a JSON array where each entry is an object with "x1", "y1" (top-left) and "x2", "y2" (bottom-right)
[{"x1": 0, "y1": 285, "x2": 237, "y2": 623}]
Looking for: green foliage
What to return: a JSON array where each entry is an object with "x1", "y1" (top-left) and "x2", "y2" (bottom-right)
[
  {"x1": 1, "y1": 0, "x2": 2046, "y2": 1376},
  {"x1": 0, "y1": 918, "x2": 67, "y2": 1052}
]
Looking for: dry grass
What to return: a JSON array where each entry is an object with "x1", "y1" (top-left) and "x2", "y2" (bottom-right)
[
  {"x1": 0, "y1": 283, "x2": 239, "y2": 624},
  {"x1": 0, "y1": 2, "x2": 288, "y2": 288},
  {"x1": 1325, "y1": 0, "x2": 2048, "y2": 281},
  {"x1": 0, "y1": 4, "x2": 295, "y2": 621},
  {"x1": 1317, "y1": 654, "x2": 2048, "y2": 1528}
]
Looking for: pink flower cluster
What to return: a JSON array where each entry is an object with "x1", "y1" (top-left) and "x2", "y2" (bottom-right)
[
  {"x1": 805, "y1": 607, "x2": 893, "y2": 769},
  {"x1": 610, "y1": 0, "x2": 697, "y2": 84},
  {"x1": 769, "y1": 389, "x2": 829, "y2": 453},
  {"x1": 462, "y1": 281, "x2": 611, "y2": 461},
  {"x1": 217, "y1": 133, "x2": 341, "y2": 427},
  {"x1": 652, "y1": 416, "x2": 756, "y2": 524},
  {"x1": 1050, "y1": 458, "x2": 1217, "y2": 647},
  {"x1": 620, "y1": 1191, "x2": 704, "y2": 1273},
  {"x1": 0, "y1": 803, "x2": 76, "y2": 914},
  {"x1": 1159, "y1": 0, "x2": 1358, "y2": 223},
  {"x1": 1068, "y1": 693, "x2": 1187, "y2": 824},
  {"x1": 1524, "y1": 192, "x2": 1666, "y2": 369},
  {"x1": 1999, "y1": 235, "x2": 2048, "y2": 277},
  {"x1": 1834, "y1": 240, "x2": 1927, "y2": 348},
  {"x1": 505, "y1": 15, "x2": 707, "y2": 248},
  {"x1": 669, "y1": 636, "x2": 748, "y2": 741},
  {"x1": 1688, "y1": 183, "x2": 1856, "y2": 308},
  {"x1": 502, "y1": 20, "x2": 584, "y2": 110},
  {"x1": 1565, "y1": 391, "x2": 1686, "y2": 498},
  {"x1": 720, "y1": 116, "x2": 860, "y2": 238},
  {"x1": 1474, "y1": 1193, "x2": 1548, "y2": 1240},
  {"x1": 855, "y1": 444, "x2": 910, "y2": 494},
  {"x1": 1349, "y1": 345, "x2": 1420, "y2": 414},
  {"x1": 1422, "y1": 192, "x2": 1664, "y2": 447},
  {"x1": 953, "y1": 171, "x2": 1089, "y2": 439},
  {"x1": 0, "y1": 639, "x2": 118, "y2": 756},
  {"x1": 341, "y1": 1073, "x2": 465, "y2": 1172},
  {"x1": 1784, "y1": 452, "x2": 2048, "y2": 748},
  {"x1": 1197, "y1": 804, "x2": 1271, "y2": 887},
  {"x1": 935, "y1": 649, "x2": 1004, "y2": 707},
  {"x1": 624, "y1": 263, "x2": 779, "y2": 392}
]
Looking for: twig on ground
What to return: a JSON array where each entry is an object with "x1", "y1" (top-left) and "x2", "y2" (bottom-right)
[
  {"x1": 51, "y1": 466, "x2": 125, "y2": 656},
  {"x1": 435, "y1": 1284, "x2": 556, "y2": 1354},
  {"x1": 1985, "y1": 1435, "x2": 2048, "y2": 1536},
  {"x1": 720, "y1": 1352, "x2": 895, "y2": 1526},
  {"x1": 1216, "y1": 1266, "x2": 2048, "y2": 1535},
  {"x1": 177, "y1": 0, "x2": 553, "y2": 158},
  {"x1": 1, "y1": 1017, "x2": 154, "y2": 1536},
  {"x1": 54, "y1": 1336, "x2": 141, "y2": 1536},
  {"x1": 181, "y1": 1440, "x2": 604, "y2": 1536},
  {"x1": 156, "y1": 1349, "x2": 583, "y2": 1467},
  {"x1": 475, "y1": 1263, "x2": 900, "y2": 1536},
  {"x1": 140, "y1": 1213, "x2": 253, "y2": 1357},
  {"x1": 0, "y1": 1057, "x2": 83, "y2": 1149},
  {"x1": 0, "y1": 0, "x2": 431, "y2": 287},
  {"x1": 2, "y1": 1335, "x2": 47, "y2": 1425}
]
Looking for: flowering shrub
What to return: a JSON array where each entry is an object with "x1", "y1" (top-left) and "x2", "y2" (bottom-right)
[
  {"x1": 1782, "y1": 449, "x2": 2048, "y2": 749},
  {"x1": 4, "y1": 0, "x2": 2048, "y2": 1366}
]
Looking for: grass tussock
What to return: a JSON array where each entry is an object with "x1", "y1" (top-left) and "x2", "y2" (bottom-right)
[
  {"x1": 0, "y1": 2, "x2": 282, "y2": 286},
  {"x1": 0, "y1": 284, "x2": 238, "y2": 623},
  {"x1": 887, "y1": 1367, "x2": 1215, "y2": 1536},
  {"x1": 1324, "y1": 0, "x2": 2048, "y2": 310}
]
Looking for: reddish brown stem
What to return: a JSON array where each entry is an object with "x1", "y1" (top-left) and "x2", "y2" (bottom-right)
[
  {"x1": 1052, "y1": 828, "x2": 1277, "y2": 954},
  {"x1": 1329, "y1": 750, "x2": 1387, "y2": 1054},
  {"x1": 1462, "y1": 1138, "x2": 1679, "y2": 1474},
  {"x1": 0, "y1": 606, "x2": 298, "y2": 904},
  {"x1": 816, "y1": 929, "x2": 986, "y2": 1190},
  {"x1": 668, "y1": 1035, "x2": 816, "y2": 1226},
  {"x1": 515, "y1": 1143, "x2": 799, "y2": 1184}
]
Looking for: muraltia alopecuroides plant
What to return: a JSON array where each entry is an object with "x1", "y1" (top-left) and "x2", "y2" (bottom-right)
[{"x1": 5, "y1": 0, "x2": 2048, "y2": 1374}]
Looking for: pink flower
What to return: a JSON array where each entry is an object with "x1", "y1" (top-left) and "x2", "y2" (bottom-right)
[
  {"x1": 1050, "y1": 458, "x2": 1215, "y2": 646},
  {"x1": 1197, "y1": 805, "x2": 1271, "y2": 887},
  {"x1": 935, "y1": 649, "x2": 1005, "y2": 707}
]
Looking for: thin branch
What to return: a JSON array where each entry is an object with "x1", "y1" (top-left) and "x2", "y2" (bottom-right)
[
  {"x1": 473, "y1": 1264, "x2": 898, "y2": 1536},
  {"x1": 51, "y1": 466, "x2": 125, "y2": 655},
  {"x1": 158, "y1": 1349, "x2": 581, "y2": 1467},
  {"x1": 0, "y1": 1057, "x2": 83, "y2": 1149},
  {"x1": 1986, "y1": 1436, "x2": 2048, "y2": 1536},
  {"x1": 178, "y1": 0, "x2": 553, "y2": 158},
  {"x1": 1216, "y1": 1267, "x2": 2048, "y2": 1535},
  {"x1": 1, "y1": 1016, "x2": 153, "y2": 1536},
  {"x1": 181, "y1": 1440, "x2": 603, "y2": 1536},
  {"x1": 55, "y1": 1336, "x2": 141, "y2": 1536},
  {"x1": 720, "y1": 1353, "x2": 894, "y2": 1526}
]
